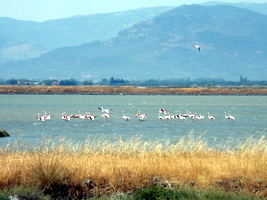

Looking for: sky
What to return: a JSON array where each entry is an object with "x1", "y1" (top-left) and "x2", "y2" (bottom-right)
[{"x1": 0, "y1": 0, "x2": 267, "y2": 22}]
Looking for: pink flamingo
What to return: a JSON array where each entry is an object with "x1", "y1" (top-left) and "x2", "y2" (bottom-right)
[
  {"x1": 208, "y1": 112, "x2": 215, "y2": 121},
  {"x1": 122, "y1": 111, "x2": 130, "y2": 121},
  {"x1": 86, "y1": 112, "x2": 97, "y2": 120},
  {"x1": 61, "y1": 112, "x2": 73, "y2": 121},
  {"x1": 101, "y1": 113, "x2": 110, "y2": 121},
  {"x1": 224, "y1": 111, "x2": 235, "y2": 121},
  {"x1": 36, "y1": 113, "x2": 46, "y2": 122},
  {"x1": 159, "y1": 109, "x2": 167, "y2": 115},
  {"x1": 136, "y1": 111, "x2": 147, "y2": 121}
]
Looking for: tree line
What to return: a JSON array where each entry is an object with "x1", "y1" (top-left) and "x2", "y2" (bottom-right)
[{"x1": 1, "y1": 76, "x2": 267, "y2": 87}]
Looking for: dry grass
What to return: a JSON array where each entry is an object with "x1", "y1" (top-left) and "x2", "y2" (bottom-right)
[
  {"x1": 0, "y1": 85, "x2": 267, "y2": 95},
  {"x1": 1, "y1": 135, "x2": 267, "y2": 198}
]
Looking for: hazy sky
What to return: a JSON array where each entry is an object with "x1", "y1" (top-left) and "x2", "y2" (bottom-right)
[{"x1": 1, "y1": 0, "x2": 266, "y2": 21}]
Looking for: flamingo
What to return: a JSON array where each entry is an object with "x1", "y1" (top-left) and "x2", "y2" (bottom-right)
[
  {"x1": 73, "y1": 111, "x2": 83, "y2": 119},
  {"x1": 36, "y1": 113, "x2": 46, "y2": 122},
  {"x1": 43, "y1": 111, "x2": 52, "y2": 120},
  {"x1": 174, "y1": 111, "x2": 186, "y2": 121},
  {"x1": 79, "y1": 114, "x2": 87, "y2": 120},
  {"x1": 87, "y1": 112, "x2": 97, "y2": 120},
  {"x1": 88, "y1": 115, "x2": 97, "y2": 120},
  {"x1": 98, "y1": 107, "x2": 111, "y2": 113},
  {"x1": 224, "y1": 111, "x2": 235, "y2": 121},
  {"x1": 194, "y1": 44, "x2": 200, "y2": 52},
  {"x1": 208, "y1": 112, "x2": 215, "y2": 121},
  {"x1": 122, "y1": 111, "x2": 130, "y2": 121},
  {"x1": 36, "y1": 112, "x2": 51, "y2": 121},
  {"x1": 136, "y1": 111, "x2": 147, "y2": 121},
  {"x1": 183, "y1": 110, "x2": 195, "y2": 119},
  {"x1": 198, "y1": 114, "x2": 205, "y2": 120},
  {"x1": 163, "y1": 113, "x2": 172, "y2": 120},
  {"x1": 61, "y1": 112, "x2": 73, "y2": 121},
  {"x1": 101, "y1": 113, "x2": 110, "y2": 120},
  {"x1": 183, "y1": 110, "x2": 191, "y2": 118},
  {"x1": 159, "y1": 109, "x2": 167, "y2": 115},
  {"x1": 193, "y1": 113, "x2": 204, "y2": 120},
  {"x1": 45, "y1": 115, "x2": 52, "y2": 120}
]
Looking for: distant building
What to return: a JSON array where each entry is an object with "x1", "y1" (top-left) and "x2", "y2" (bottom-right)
[{"x1": 17, "y1": 80, "x2": 34, "y2": 85}]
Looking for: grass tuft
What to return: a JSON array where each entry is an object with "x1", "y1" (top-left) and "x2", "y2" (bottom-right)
[{"x1": 0, "y1": 135, "x2": 267, "y2": 198}]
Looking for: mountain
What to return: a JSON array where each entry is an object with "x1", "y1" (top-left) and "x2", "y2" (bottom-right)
[
  {"x1": 1, "y1": 5, "x2": 267, "y2": 81},
  {"x1": 202, "y1": 2, "x2": 267, "y2": 15},
  {"x1": 0, "y1": 7, "x2": 172, "y2": 63}
]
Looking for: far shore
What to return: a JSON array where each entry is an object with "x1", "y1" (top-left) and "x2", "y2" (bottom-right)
[{"x1": 1, "y1": 85, "x2": 267, "y2": 95}]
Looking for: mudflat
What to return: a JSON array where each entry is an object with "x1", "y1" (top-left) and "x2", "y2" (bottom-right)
[{"x1": 1, "y1": 85, "x2": 267, "y2": 95}]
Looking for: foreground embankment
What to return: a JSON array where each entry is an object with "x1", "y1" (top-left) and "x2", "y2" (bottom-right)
[
  {"x1": 1, "y1": 136, "x2": 267, "y2": 199},
  {"x1": 1, "y1": 85, "x2": 267, "y2": 95}
]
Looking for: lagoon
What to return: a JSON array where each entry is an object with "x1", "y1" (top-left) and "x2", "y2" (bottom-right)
[{"x1": 0, "y1": 95, "x2": 267, "y2": 146}]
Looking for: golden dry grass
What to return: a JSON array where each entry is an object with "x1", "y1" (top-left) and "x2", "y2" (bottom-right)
[
  {"x1": 1, "y1": 135, "x2": 267, "y2": 197},
  {"x1": 0, "y1": 85, "x2": 267, "y2": 95}
]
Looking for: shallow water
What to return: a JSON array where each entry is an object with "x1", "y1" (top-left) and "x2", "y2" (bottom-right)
[{"x1": 0, "y1": 95, "x2": 267, "y2": 147}]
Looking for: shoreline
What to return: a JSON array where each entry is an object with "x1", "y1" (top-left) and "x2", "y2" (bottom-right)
[{"x1": 1, "y1": 85, "x2": 267, "y2": 95}]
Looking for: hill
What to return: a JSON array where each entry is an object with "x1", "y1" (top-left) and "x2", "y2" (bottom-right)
[
  {"x1": 1, "y1": 5, "x2": 267, "y2": 81},
  {"x1": 203, "y1": 2, "x2": 267, "y2": 15},
  {"x1": 0, "y1": 7, "x2": 172, "y2": 63}
]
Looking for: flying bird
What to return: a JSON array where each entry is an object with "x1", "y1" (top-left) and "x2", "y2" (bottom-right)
[
  {"x1": 98, "y1": 107, "x2": 111, "y2": 113},
  {"x1": 194, "y1": 44, "x2": 200, "y2": 52}
]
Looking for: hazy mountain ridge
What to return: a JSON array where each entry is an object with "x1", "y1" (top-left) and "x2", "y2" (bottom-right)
[
  {"x1": 203, "y1": 1, "x2": 267, "y2": 14},
  {"x1": 0, "y1": 7, "x2": 172, "y2": 63},
  {"x1": 1, "y1": 5, "x2": 266, "y2": 81},
  {"x1": 1, "y1": 2, "x2": 267, "y2": 64}
]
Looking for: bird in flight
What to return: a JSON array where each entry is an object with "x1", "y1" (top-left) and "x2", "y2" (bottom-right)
[
  {"x1": 194, "y1": 44, "x2": 200, "y2": 52},
  {"x1": 98, "y1": 107, "x2": 111, "y2": 113}
]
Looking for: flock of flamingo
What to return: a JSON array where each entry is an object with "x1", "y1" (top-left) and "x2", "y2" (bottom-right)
[{"x1": 36, "y1": 108, "x2": 235, "y2": 122}]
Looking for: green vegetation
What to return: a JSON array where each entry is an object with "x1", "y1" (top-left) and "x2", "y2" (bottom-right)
[
  {"x1": 131, "y1": 186, "x2": 266, "y2": 200},
  {"x1": 1, "y1": 77, "x2": 267, "y2": 87},
  {"x1": 0, "y1": 186, "x2": 51, "y2": 200},
  {"x1": 1, "y1": 185, "x2": 265, "y2": 200}
]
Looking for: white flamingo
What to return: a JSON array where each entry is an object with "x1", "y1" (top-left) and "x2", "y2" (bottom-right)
[
  {"x1": 183, "y1": 110, "x2": 194, "y2": 118},
  {"x1": 87, "y1": 112, "x2": 97, "y2": 120},
  {"x1": 198, "y1": 114, "x2": 205, "y2": 120},
  {"x1": 193, "y1": 113, "x2": 204, "y2": 120},
  {"x1": 36, "y1": 113, "x2": 46, "y2": 122},
  {"x1": 176, "y1": 111, "x2": 186, "y2": 121},
  {"x1": 136, "y1": 111, "x2": 147, "y2": 121},
  {"x1": 208, "y1": 112, "x2": 215, "y2": 121},
  {"x1": 61, "y1": 112, "x2": 73, "y2": 121},
  {"x1": 89, "y1": 115, "x2": 97, "y2": 120},
  {"x1": 101, "y1": 113, "x2": 110, "y2": 120},
  {"x1": 79, "y1": 114, "x2": 87, "y2": 120},
  {"x1": 224, "y1": 111, "x2": 235, "y2": 121},
  {"x1": 163, "y1": 113, "x2": 172, "y2": 120},
  {"x1": 36, "y1": 112, "x2": 51, "y2": 121},
  {"x1": 122, "y1": 111, "x2": 130, "y2": 121},
  {"x1": 43, "y1": 111, "x2": 52, "y2": 120}
]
